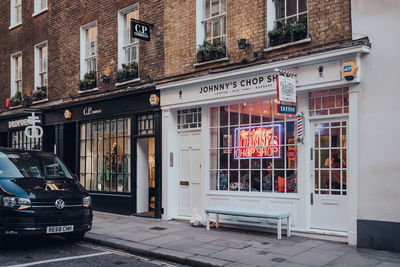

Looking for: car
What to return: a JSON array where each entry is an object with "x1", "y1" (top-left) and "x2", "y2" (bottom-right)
[{"x1": 0, "y1": 148, "x2": 92, "y2": 246}]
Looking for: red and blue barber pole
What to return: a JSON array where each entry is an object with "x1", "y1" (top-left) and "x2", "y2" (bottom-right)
[{"x1": 296, "y1": 112, "x2": 304, "y2": 143}]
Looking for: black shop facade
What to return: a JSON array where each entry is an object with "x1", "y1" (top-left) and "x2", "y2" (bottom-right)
[{"x1": 0, "y1": 91, "x2": 162, "y2": 217}]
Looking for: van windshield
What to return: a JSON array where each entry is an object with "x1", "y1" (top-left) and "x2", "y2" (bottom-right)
[{"x1": 0, "y1": 151, "x2": 73, "y2": 179}]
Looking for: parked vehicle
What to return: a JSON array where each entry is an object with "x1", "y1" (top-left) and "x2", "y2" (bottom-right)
[{"x1": 0, "y1": 148, "x2": 92, "y2": 246}]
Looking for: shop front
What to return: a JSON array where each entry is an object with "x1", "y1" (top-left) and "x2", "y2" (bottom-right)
[
  {"x1": 44, "y1": 91, "x2": 162, "y2": 217},
  {"x1": 158, "y1": 43, "x2": 369, "y2": 243}
]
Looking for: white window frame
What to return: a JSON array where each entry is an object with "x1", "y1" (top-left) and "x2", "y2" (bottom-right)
[
  {"x1": 196, "y1": 0, "x2": 227, "y2": 48},
  {"x1": 266, "y1": 0, "x2": 308, "y2": 46},
  {"x1": 10, "y1": 52, "x2": 22, "y2": 98},
  {"x1": 33, "y1": 0, "x2": 48, "y2": 17},
  {"x1": 117, "y1": 4, "x2": 139, "y2": 69},
  {"x1": 80, "y1": 21, "x2": 98, "y2": 79},
  {"x1": 9, "y1": 0, "x2": 22, "y2": 29},
  {"x1": 34, "y1": 41, "x2": 48, "y2": 89}
]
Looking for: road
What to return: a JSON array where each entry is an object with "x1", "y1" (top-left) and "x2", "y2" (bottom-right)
[{"x1": 0, "y1": 236, "x2": 186, "y2": 267}]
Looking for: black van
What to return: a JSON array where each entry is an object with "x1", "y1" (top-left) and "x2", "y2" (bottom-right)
[{"x1": 0, "y1": 148, "x2": 92, "y2": 245}]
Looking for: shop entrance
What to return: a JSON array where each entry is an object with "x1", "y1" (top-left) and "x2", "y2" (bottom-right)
[
  {"x1": 311, "y1": 119, "x2": 348, "y2": 232},
  {"x1": 178, "y1": 131, "x2": 202, "y2": 217},
  {"x1": 136, "y1": 137, "x2": 156, "y2": 216}
]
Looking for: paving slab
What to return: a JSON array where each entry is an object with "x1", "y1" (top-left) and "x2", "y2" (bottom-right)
[
  {"x1": 287, "y1": 251, "x2": 340, "y2": 266},
  {"x1": 210, "y1": 239, "x2": 251, "y2": 249},
  {"x1": 186, "y1": 254, "x2": 230, "y2": 267},
  {"x1": 328, "y1": 251, "x2": 380, "y2": 267},
  {"x1": 208, "y1": 248, "x2": 244, "y2": 262},
  {"x1": 375, "y1": 262, "x2": 400, "y2": 267}
]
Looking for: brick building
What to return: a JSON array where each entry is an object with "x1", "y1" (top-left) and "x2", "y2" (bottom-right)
[{"x1": 0, "y1": 0, "x2": 165, "y2": 218}]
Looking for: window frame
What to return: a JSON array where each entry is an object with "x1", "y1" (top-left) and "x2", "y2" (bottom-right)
[
  {"x1": 33, "y1": 0, "x2": 48, "y2": 17},
  {"x1": 80, "y1": 21, "x2": 98, "y2": 79},
  {"x1": 34, "y1": 41, "x2": 48, "y2": 89},
  {"x1": 117, "y1": 4, "x2": 140, "y2": 69},
  {"x1": 10, "y1": 0, "x2": 22, "y2": 29},
  {"x1": 10, "y1": 52, "x2": 22, "y2": 98}
]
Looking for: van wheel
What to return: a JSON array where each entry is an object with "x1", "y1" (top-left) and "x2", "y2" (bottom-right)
[{"x1": 65, "y1": 232, "x2": 85, "y2": 242}]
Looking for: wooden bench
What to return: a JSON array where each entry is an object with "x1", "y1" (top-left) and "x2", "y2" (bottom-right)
[{"x1": 205, "y1": 207, "x2": 291, "y2": 239}]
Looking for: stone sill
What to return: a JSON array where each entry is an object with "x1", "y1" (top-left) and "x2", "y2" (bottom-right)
[
  {"x1": 264, "y1": 38, "x2": 312, "y2": 52},
  {"x1": 194, "y1": 57, "x2": 229, "y2": 67},
  {"x1": 115, "y1": 78, "x2": 141, "y2": 87},
  {"x1": 32, "y1": 99, "x2": 48, "y2": 104},
  {"x1": 32, "y1": 8, "x2": 48, "y2": 17},
  {"x1": 9, "y1": 22, "x2": 22, "y2": 30},
  {"x1": 9, "y1": 105, "x2": 22, "y2": 110},
  {"x1": 78, "y1": 87, "x2": 99, "y2": 94}
]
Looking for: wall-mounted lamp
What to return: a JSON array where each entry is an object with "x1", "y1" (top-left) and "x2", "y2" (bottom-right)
[
  {"x1": 100, "y1": 74, "x2": 110, "y2": 84},
  {"x1": 238, "y1": 39, "x2": 249, "y2": 49},
  {"x1": 318, "y1": 65, "x2": 324, "y2": 77}
]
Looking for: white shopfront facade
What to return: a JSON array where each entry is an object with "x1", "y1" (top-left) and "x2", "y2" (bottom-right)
[{"x1": 158, "y1": 43, "x2": 369, "y2": 244}]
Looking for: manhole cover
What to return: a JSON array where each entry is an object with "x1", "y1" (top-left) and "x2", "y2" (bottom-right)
[{"x1": 150, "y1": 227, "x2": 167, "y2": 231}]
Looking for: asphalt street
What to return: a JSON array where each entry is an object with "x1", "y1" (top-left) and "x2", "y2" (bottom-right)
[{"x1": 0, "y1": 236, "x2": 187, "y2": 267}]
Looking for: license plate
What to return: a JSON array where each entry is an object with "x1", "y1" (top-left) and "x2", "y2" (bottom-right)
[{"x1": 46, "y1": 225, "x2": 74, "y2": 234}]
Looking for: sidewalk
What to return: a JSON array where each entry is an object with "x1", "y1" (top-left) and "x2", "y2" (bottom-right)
[{"x1": 85, "y1": 212, "x2": 400, "y2": 267}]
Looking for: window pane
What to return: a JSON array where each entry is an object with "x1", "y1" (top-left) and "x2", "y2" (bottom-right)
[
  {"x1": 286, "y1": 0, "x2": 297, "y2": 16},
  {"x1": 275, "y1": 0, "x2": 285, "y2": 19},
  {"x1": 299, "y1": 0, "x2": 307, "y2": 12}
]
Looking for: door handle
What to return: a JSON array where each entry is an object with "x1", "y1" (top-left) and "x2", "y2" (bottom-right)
[
  {"x1": 180, "y1": 181, "x2": 189, "y2": 186},
  {"x1": 311, "y1": 193, "x2": 314, "y2": 205}
]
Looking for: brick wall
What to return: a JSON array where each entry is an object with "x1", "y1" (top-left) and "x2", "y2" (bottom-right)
[
  {"x1": 0, "y1": 0, "x2": 165, "y2": 113},
  {"x1": 164, "y1": 0, "x2": 352, "y2": 77},
  {"x1": 0, "y1": 0, "x2": 49, "y2": 113}
]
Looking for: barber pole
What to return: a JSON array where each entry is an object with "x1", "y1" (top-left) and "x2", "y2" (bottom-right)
[
  {"x1": 274, "y1": 68, "x2": 297, "y2": 77},
  {"x1": 296, "y1": 112, "x2": 304, "y2": 143}
]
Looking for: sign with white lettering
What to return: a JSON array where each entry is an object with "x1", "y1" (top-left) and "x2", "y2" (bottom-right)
[
  {"x1": 131, "y1": 19, "x2": 151, "y2": 41},
  {"x1": 277, "y1": 75, "x2": 296, "y2": 103},
  {"x1": 24, "y1": 112, "x2": 43, "y2": 139},
  {"x1": 8, "y1": 118, "x2": 29, "y2": 129},
  {"x1": 83, "y1": 107, "x2": 102, "y2": 116},
  {"x1": 278, "y1": 104, "x2": 297, "y2": 114}
]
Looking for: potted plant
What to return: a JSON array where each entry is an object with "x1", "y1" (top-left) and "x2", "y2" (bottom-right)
[
  {"x1": 9, "y1": 91, "x2": 22, "y2": 107},
  {"x1": 32, "y1": 85, "x2": 48, "y2": 102},
  {"x1": 268, "y1": 20, "x2": 307, "y2": 47},
  {"x1": 78, "y1": 71, "x2": 97, "y2": 91},
  {"x1": 268, "y1": 20, "x2": 288, "y2": 46},
  {"x1": 196, "y1": 41, "x2": 226, "y2": 63},
  {"x1": 116, "y1": 62, "x2": 139, "y2": 83}
]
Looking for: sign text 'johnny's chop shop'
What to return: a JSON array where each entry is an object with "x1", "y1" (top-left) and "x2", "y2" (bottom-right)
[{"x1": 158, "y1": 47, "x2": 366, "y2": 242}]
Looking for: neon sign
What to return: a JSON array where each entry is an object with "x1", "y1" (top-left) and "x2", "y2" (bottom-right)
[{"x1": 234, "y1": 124, "x2": 282, "y2": 159}]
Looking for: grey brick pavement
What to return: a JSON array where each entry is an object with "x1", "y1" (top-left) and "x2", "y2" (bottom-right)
[{"x1": 85, "y1": 212, "x2": 400, "y2": 267}]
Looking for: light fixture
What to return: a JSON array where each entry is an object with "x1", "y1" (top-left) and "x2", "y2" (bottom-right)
[{"x1": 238, "y1": 39, "x2": 249, "y2": 49}]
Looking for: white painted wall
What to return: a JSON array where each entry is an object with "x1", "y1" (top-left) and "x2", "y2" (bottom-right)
[{"x1": 352, "y1": 0, "x2": 400, "y2": 222}]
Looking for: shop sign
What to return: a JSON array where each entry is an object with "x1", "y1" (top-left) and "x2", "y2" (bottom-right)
[
  {"x1": 8, "y1": 118, "x2": 29, "y2": 129},
  {"x1": 233, "y1": 124, "x2": 282, "y2": 159},
  {"x1": 24, "y1": 112, "x2": 43, "y2": 139},
  {"x1": 83, "y1": 106, "x2": 102, "y2": 116},
  {"x1": 149, "y1": 94, "x2": 160, "y2": 106},
  {"x1": 277, "y1": 75, "x2": 296, "y2": 103},
  {"x1": 64, "y1": 109, "x2": 72, "y2": 119},
  {"x1": 131, "y1": 19, "x2": 152, "y2": 41},
  {"x1": 278, "y1": 104, "x2": 296, "y2": 114},
  {"x1": 287, "y1": 148, "x2": 297, "y2": 159}
]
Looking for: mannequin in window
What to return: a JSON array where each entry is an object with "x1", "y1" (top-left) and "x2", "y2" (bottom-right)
[
  {"x1": 102, "y1": 143, "x2": 128, "y2": 191},
  {"x1": 324, "y1": 150, "x2": 341, "y2": 189}
]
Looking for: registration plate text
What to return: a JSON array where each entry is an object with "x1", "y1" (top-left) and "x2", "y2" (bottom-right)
[{"x1": 46, "y1": 225, "x2": 74, "y2": 234}]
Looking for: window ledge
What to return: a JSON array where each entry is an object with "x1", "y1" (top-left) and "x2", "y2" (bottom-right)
[
  {"x1": 78, "y1": 87, "x2": 99, "y2": 94},
  {"x1": 9, "y1": 22, "x2": 22, "y2": 30},
  {"x1": 32, "y1": 98, "x2": 48, "y2": 104},
  {"x1": 264, "y1": 37, "x2": 312, "y2": 52},
  {"x1": 194, "y1": 57, "x2": 229, "y2": 67},
  {"x1": 9, "y1": 105, "x2": 22, "y2": 110},
  {"x1": 32, "y1": 8, "x2": 48, "y2": 17},
  {"x1": 115, "y1": 78, "x2": 141, "y2": 87}
]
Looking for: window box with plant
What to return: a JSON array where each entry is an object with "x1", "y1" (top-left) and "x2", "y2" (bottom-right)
[
  {"x1": 32, "y1": 85, "x2": 48, "y2": 102},
  {"x1": 78, "y1": 71, "x2": 97, "y2": 91},
  {"x1": 196, "y1": 41, "x2": 227, "y2": 63},
  {"x1": 268, "y1": 20, "x2": 307, "y2": 47},
  {"x1": 9, "y1": 91, "x2": 22, "y2": 107},
  {"x1": 116, "y1": 62, "x2": 138, "y2": 83}
]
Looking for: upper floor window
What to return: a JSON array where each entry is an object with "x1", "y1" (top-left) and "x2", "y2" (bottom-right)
[
  {"x1": 10, "y1": 52, "x2": 22, "y2": 106},
  {"x1": 79, "y1": 22, "x2": 97, "y2": 91},
  {"x1": 196, "y1": 0, "x2": 227, "y2": 63},
  {"x1": 33, "y1": 0, "x2": 48, "y2": 15},
  {"x1": 84, "y1": 26, "x2": 97, "y2": 73},
  {"x1": 34, "y1": 41, "x2": 48, "y2": 102},
  {"x1": 117, "y1": 5, "x2": 139, "y2": 83},
  {"x1": 10, "y1": 0, "x2": 22, "y2": 28},
  {"x1": 267, "y1": 0, "x2": 308, "y2": 47}
]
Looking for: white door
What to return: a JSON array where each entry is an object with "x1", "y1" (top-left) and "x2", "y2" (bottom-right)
[
  {"x1": 311, "y1": 120, "x2": 348, "y2": 231},
  {"x1": 178, "y1": 131, "x2": 202, "y2": 217}
]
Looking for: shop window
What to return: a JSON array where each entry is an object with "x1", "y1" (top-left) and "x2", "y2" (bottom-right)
[
  {"x1": 309, "y1": 88, "x2": 349, "y2": 116},
  {"x1": 267, "y1": 0, "x2": 308, "y2": 47},
  {"x1": 80, "y1": 118, "x2": 131, "y2": 192},
  {"x1": 177, "y1": 108, "x2": 202, "y2": 129},
  {"x1": 137, "y1": 114, "x2": 154, "y2": 135},
  {"x1": 209, "y1": 99, "x2": 298, "y2": 193},
  {"x1": 11, "y1": 130, "x2": 42, "y2": 150},
  {"x1": 196, "y1": 0, "x2": 227, "y2": 63}
]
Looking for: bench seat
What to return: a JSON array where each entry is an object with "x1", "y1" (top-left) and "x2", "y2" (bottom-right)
[{"x1": 205, "y1": 206, "x2": 291, "y2": 239}]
